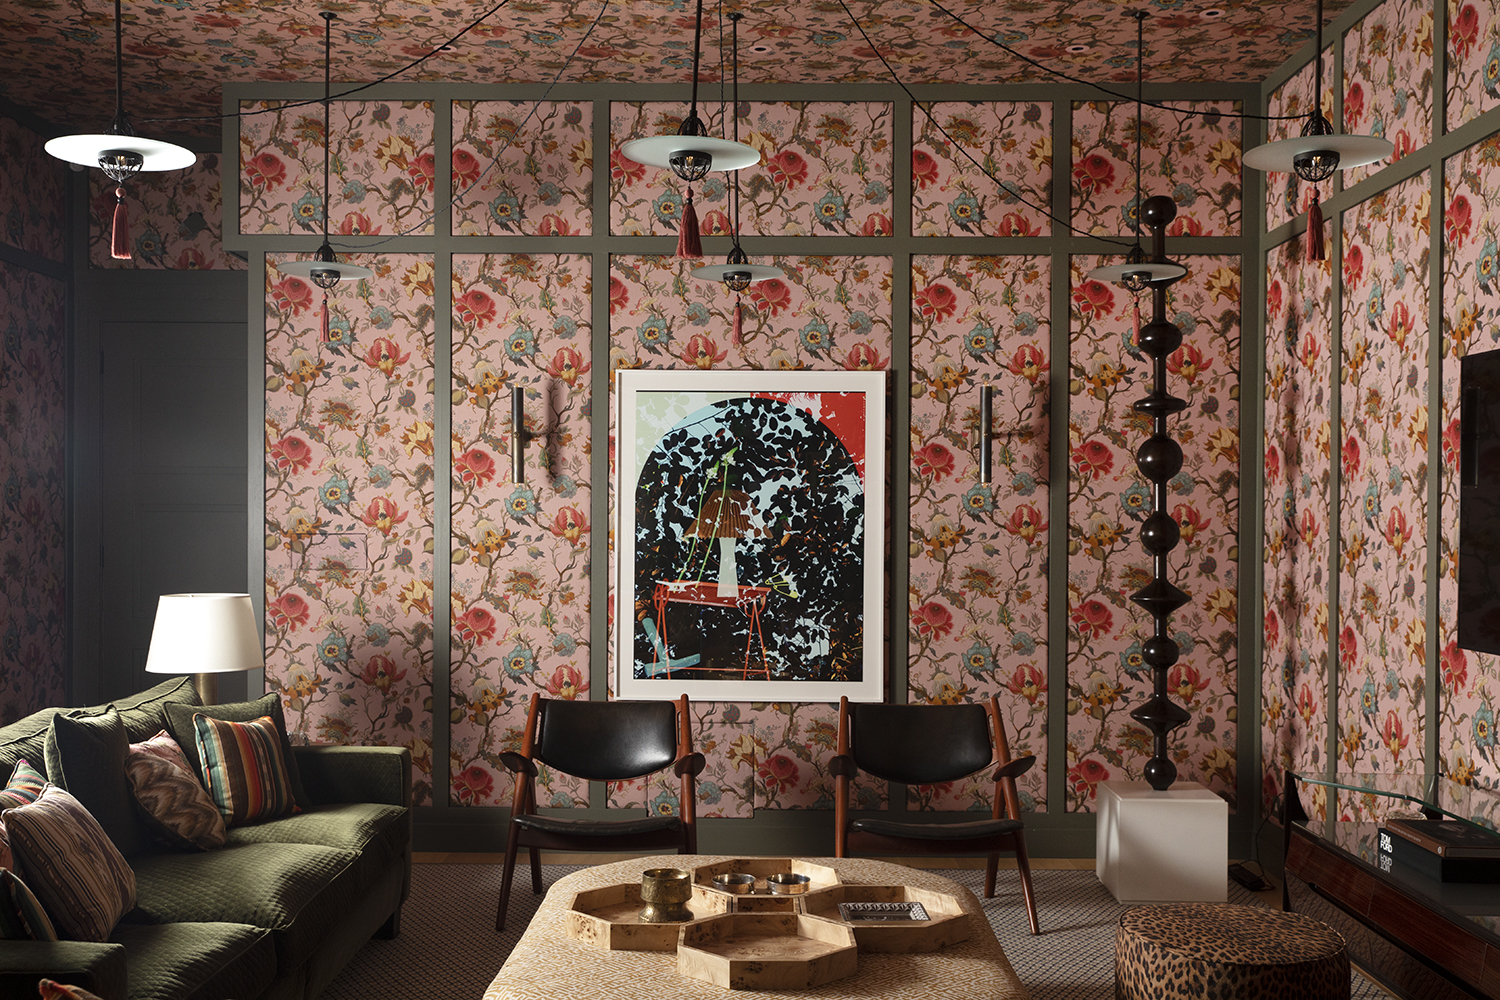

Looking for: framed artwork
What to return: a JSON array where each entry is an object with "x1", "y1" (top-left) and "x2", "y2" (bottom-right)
[{"x1": 616, "y1": 369, "x2": 886, "y2": 703}]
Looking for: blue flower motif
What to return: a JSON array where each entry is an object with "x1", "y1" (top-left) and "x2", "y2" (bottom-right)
[
  {"x1": 1172, "y1": 630, "x2": 1195, "y2": 655},
  {"x1": 365, "y1": 622, "x2": 391, "y2": 647},
  {"x1": 637, "y1": 314, "x2": 671, "y2": 351},
  {"x1": 1121, "y1": 195, "x2": 1141, "y2": 232},
  {"x1": 652, "y1": 190, "x2": 683, "y2": 227},
  {"x1": 810, "y1": 31, "x2": 845, "y2": 45},
  {"x1": 1485, "y1": 42, "x2": 1500, "y2": 96},
  {"x1": 505, "y1": 325, "x2": 537, "y2": 361},
  {"x1": 1120, "y1": 482, "x2": 1151, "y2": 520},
  {"x1": 504, "y1": 644, "x2": 537, "y2": 679},
  {"x1": 814, "y1": 190, "x2": 847, "y2": 228},
  {"x1": 319, "y1": 473, "x2": 351, "y2": 512},
  {"x1": 1168, "y1": 472, "x2": 1194, "y2": 494},
  {"x1": 1011, "y1": 470, "x2": 1039, "y2": 496},
  {"x1": 1366, "y1": 284, "x2": 1385, "y2": 327},
  {"x1": 1476, "y1": 703, "x2": 1496, "y2": 749},
  {"x1": 552, "y1": 316, "x2": 578, "y2": 339},
  {"x1": 1361, "y1": 677, "x2": 1380, "y2": 717},
  {"x1": 799, "y1": 319, "x2": 832, "y2": 353},
  {"x1": 996, "y1": 180, "x2": 1022, "y2": 204},
  {"x1": 1172, "y1": 183, "x2": 1198, "y2": 208},
  {"x1": 1015, "y1": 312, "x2": 1039, "y2": 335},
  {"x1": 649, "y1": 790, "x2": 678, "y2": 816},
  {"x1": 292, "y1": 191, "x2": 324, "y2": 231},
  {"x1": 700, "y1": 176, "x2": 726, "y2": 201},
  {"x1": 325, "y1": 314, "x2": 354, "y2": 352},
  {"x1": 962, "y1": 483, "x2": 995, "y2": 516},
  {"x1": 552, "y1": 633, "x2": 578, "y2": 656},
  {"x1": 549, "y1": 792, "x2": 574, "y2": 808},
  {"x1": 1480, "y1": 237, "x2": 1500, "y2": 289},
  {"x1": 1173, "y1": 311, "x2": 1197, "y2": 335},
  {"x1": 489, "y1": 191, "x2": 522, "y2": 231},
  {"x1": 553, "y1": 474, "x2": 579, "y2": 498},
  {"x1": 964, "y1": 322, "x2": 996, "y2": 358},
  {"x1": 342, "y1": 179, "x2": 368, "y2": 204},
  {"x1": 847, "y1": 311, "x2": 874, "y2": 337},
  {"x1": 537, "y1": 182, "x2": 562, "y2": 206},
  {"x1": 698, "y1": 781, "x2": 724, "y2": 805},
  {"x1": 949, "y1": 191, "x2": 981, "y2": 231},
  {"x1": 964, "y1": 641, "x2": 995, "y2": 676},
  {"x1": 508, "y1": 485, "x2": 540, "y2": 517},
  {"x1": 368, "y1": 305, "x2": 394, "y2": 330},
  {"x1": 318, "y1": 633, "x2": 349, "y2": 667},
  {"x1": 1386, "y1": 464, "x2": 1404, "y2": 495},
  {"x1": 1362, "y1": 482, "x2": 1381, "y2": 524},
  {"x1": 864, "y1": 181, "x2": 890, "y2": 204},
  {"x1": 525, "y1": 31, "x2": 560, "y2": 45},
  {"x1": 1120, "y1": 641, "x2": 1146, "y2": 676},
  {"x1": 134, "y1": 227, "x2": 164, "y2": 261},
  {"x1": 685, "y1": 301, "x2": 711, "y2": 326},
  {"x1": 1011, "y1": 633, "x2": 1037, "y2": 656}
]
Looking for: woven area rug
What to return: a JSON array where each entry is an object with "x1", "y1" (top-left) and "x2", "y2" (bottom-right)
[{"x1": 320, "y1": 863, "x2": 1391, "y2": 999}]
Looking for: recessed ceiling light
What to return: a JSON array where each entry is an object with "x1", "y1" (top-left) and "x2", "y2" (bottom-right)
[
  {"x1": 750, "y1": 44, "x2": 773, "y2": 52},
  {"x1": 1201, "y1": 8, "x2": 1225, "y2": 17},
  {"x1": 1065, "y1": 43, "x2": 1090, "y2": 53}
]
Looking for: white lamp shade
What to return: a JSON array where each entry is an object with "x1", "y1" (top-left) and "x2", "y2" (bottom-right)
[
  {"x1": 277, "y1": 258, "x2": 375, "y2": 282},
  {"x1": 1242, "y1": 132, "x2": 1394, "y2": 172},
  {"x1": 45, "y1": 134, "x2": 197, "y2": 172},
  {"x1": 1087, "y1": 260, "x2": 1188, "y2": 284},
  {"x1": 619, "y1": 135, "x2": 762, "y2": 173},
  {"x1": 690, "y1": 262, "x2": 783, "y2": 284},
  {"x1": 145, "y1": 593, "x2": 265, "y2": 675}
]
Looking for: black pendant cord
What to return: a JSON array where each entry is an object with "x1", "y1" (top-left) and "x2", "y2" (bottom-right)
[
  {"x1": 107, "y1": 0, "x2": 134, "y2": 136},
  {"x1": 1132, "y1": 10, "x2": 1143, "y2": 249},
  {"x1": 1313, "y1": 0, "x2": 1324, "y2": 127},
  {"x1": 321, "y1": 12, "x2": 335, "y2": 246},
  {"x1": 730, "y1": 11, "x2": 743, "y2": 252},
  {"x1": 687, "y1": 0, "x2": 705, "y2": 126}
]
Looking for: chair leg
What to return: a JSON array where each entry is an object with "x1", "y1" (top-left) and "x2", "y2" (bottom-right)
[
  {"x1": 496, "y1": 821, "x2": 523, "y2": 932},
  {"x1": 529, "y1": 846, "x2": 542, "y2": 894},
  {"x1": 984, "y1": 852, "x2": 999, "y2": 898},
  {"x1": 1013, "y1": 837, "x2": 1040, "y2": 935}
]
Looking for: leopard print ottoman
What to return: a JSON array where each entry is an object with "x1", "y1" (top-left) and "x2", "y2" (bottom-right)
[{"x1": 1115, "y1": 903, "x2": 1350, "y2": 1000}]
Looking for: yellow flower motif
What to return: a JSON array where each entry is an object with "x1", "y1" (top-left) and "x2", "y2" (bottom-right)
[
  {"x1": 1206, "y1": 266, "x2": 1240, "y2": 304},
  {"x1": 1314, "y1": 420, "x2": 1331, "y2": 458},
  {"x1": 1206, "y1": 587, "x2": 1237, "y2": 625},
  {"x1": 1407, "y1": 405, "x2": 1428, "y2": 452},
  {"x1": 569, "y1": 139, "x2": 593, "y2": 174},
  {"x1": 1207, "y1": 426, "x2": 1240, "y2": 464},
  {"x1": 403, "y1": 260, "x2": 436, "y2": 298},
  {"x1": 1027, "y1": 136, "x2": 1052, "y2": 173},
  {"x1": 1313, "y1": 602, "x2": 1329, "y2": 640},
  {"x1": 399, "y1": 578, "x2": 434, "y2": 617},
  {"x1": 726, "y1": 733, "x2": 766, "y2": 771},
  {"x1": 402, "y1": 420, "x2": 434, "y2": 457},
  {"x1": 376, "y1": 134, "x2": 417, "y2": 170},
  {"x1": 1403, "y1": 617, "x2": 1426, "y2": 663}
]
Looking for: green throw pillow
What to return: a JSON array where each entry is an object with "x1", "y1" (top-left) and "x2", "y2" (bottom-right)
[
  {"x1": 43, "y1": 709, "x2": 151, "y2": 858},
  {"x1": 163, "y1": 693, "x2": 309, "y2": 809}
]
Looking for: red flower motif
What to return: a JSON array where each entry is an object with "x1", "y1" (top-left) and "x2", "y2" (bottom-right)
[
  {"x1": 538, "y1": 214, "x2": 573, "y2": 236},
  {"x1": 455, "y1": 606, "x2": 498, "y2": 645},
  {"x1": 1384, "y1": 506, "x2": 1413, "y2": 556},
  {"x1": 272, "y1": 276, "x2": 313, "y2": 316},
  {"x1": 1071, "y1": 439, "x2": 1114, "y2": 480},
  {"x1": 269, "y1": 434, "x2": 313, "y2": 474},
  {"x1": 545, "y1": 664, "x2": 589, "y2": 699},
  {"x1": 1071, "y1": 279, "x2": 1116, "y2": 319},
  {"x1": 699, "y1": 209, "x2": 732, "y2": 236},
  {"x1": 1267, "y1": 279, "x2": 1284, "y2": 320},
  {"x1": 1167, "y1": 344, "x2": 1211, "y2": 384},
  {"x1": 998, "y1": 212, "x2": 1042, "y2": 237},
  {"x1": 338, "y1": 211, "x2": 379, "y2": 236},
  {"x1": 1443, "y1": 417, "x2": 1462, "y2": 471},
  {"x1": 749, "y1": 278, "x2": 792, "y2": 317},
  {"x1": 912, "y1": 149, "x2": 940, "y2": 189},
  {"x1": 1173, "y1": 504, "x2": 1211, "y2": 545},
  {"x1": 1341, "y1": 435, "x2": 1360, "y2": 479},
  {"x1": 1006, "y1": 503, "x2": 1047, "y2": 542},
  {"x1": 452, "y1": 148, "x2": 483, "y2": 189},
  {"x1": 1168, "y1": 216, "x2": 1206, "y2": 237},
  {"x1": 914, "y1": 282, "x2": 958, "y2": 321},
  {"x1": 175, "y1": 247, "x2": 210, "y2": 270},
  {"x1": 455, "y1": 289, "x2": 496, "y2": 329},
  {"x1": 247, "y1": 152, "x2": 287, "y2": 190},
  {"x1": 861, "y1": 213, "x2": 893, "y2": 236},
  {"x1": 609, "y1": 276, "x2": 630, "y2": 314},
  {"x1": 1068, "y1": 759, "x2": 1110, "y2": 799},
  {"x1": 363, "y1": 337, "x2": 412, "y2": 376},
  {"x1": 911, "y1": 601, "x2": 955, "y2": 639},
  {"x1": 1454, "y1": 3, "x2": 1481, "y2": 60},
  {"x1": 452, "y1": 765, "x2": 494, "y2": 805},
  {"x1": 913, "y1": 441, "x2": 955, "y2": 481},
  {"x1": 1007, "y1": 344, "x2": 1049, "y2": 383},
  {"x1": 547, "y1": 346, "x2": 591, "y2": 386},
  {"x1": 1297, "y1": 683, "x2": 1318, "y2": 724},
  {"x1": 454, "y1": 448, "x2": 497, "y2": 488},
  {"x1": 1344, "y1": 82, "x2": 1366, "y2": 132},
  {"x1": 1382, "y1": 710, "x2": 1409, "y2": 762},
  {"x1": 1072, "y1": 153, "x2": 1115, "y2": 197},
  {"x1": 1265, "y1": 444, "x2": 1281, "y2": 486},
  {"x1": 681, "y1": 333, "x2": 727, "y2": 369},
  {"x1": 1338, "y1": 624, "x2": 1359, "y2": 671},
  {"x1": 1168, "y1": 664, "x2": 1210, "y2": 704},
  {"x1": 758, "y1": 754, "x2": 800, "y2": 794},
  {"x1": 1071, "y1": 599, "x2": 1114, "y2": 641},
  {"x1": 359, "y1": 496, "x2": 408, "y2": 535},
  {"x1": 267, "y1": 592, "x2": 310, "y2": 632},
  {"x1": 610, "y1": 147, "x2": 646, "y2": 183},
  {"x1": 361, "y1": 654, "x2": 407, "y2": 693},
  {"x1": 407, "y1": 153, "x2": 437, "y2": 194},
  {"x1": 1265, "y1": 608, "x2": 1280, "y2": 650},
  {"x1": 1343, "y1": 242, "x2": 1364, "y2": 290},
  {"x1": 550, "y1": 506, "x2": 589, "y2": 546},
  {"x1": 844, "y1": 342, "x2": 889, "y2": 371},
  {"x1": 1006, "y1": 664, "x2": 1047, "y2": 704},
  {"x1": 768, "y1": 149, "x2": 808, "y2": 189},
  {"x1": 1443, "y1": 640, "x2": 1469, "y2": 693},
  {"x1": 1447, "y1": 194, "x2": 1473, "y2": 248}
]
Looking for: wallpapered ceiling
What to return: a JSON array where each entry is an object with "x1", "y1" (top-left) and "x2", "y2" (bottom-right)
[{"x1": 0, "y1": 0, "x2": 1351, "y2": 139}]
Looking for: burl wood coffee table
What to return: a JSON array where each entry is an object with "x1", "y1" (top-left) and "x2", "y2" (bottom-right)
[{"x1": 484, "y1": 855, "x2": 1029, "y2": 1000}]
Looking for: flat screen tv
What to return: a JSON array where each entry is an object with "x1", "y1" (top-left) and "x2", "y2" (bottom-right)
[{"x1": 1459, "y1": 349, "x2": 1500, "y2": 654}]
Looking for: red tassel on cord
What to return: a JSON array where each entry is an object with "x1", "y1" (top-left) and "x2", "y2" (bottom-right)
[
  {"x1": 1307, "y1": 191, "x2": 1326, "y2": 262},
  {"x1": 321, "y1": 295, "x2": 330, "y2": 342},
  {"x1": 677, "y1": 187, "x2": 703, "y2": 259},
  {"x1": 732, "y1": 297, "x2": 742, "y2": 346},
  {"x1": 1133, "y1": 296, "x2": 1140, "y2": 345},
  {"x1": 110, "y1": 186, "x2": 130, "y2": 260}
]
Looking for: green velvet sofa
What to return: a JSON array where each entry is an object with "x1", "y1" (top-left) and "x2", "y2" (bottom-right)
[{"x1": 0, "y1": 677, "x2": 411, "y2": 1000}]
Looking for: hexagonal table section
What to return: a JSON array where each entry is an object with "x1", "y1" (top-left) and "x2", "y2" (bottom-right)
[
  {"x1": 802, "y1": 884, "x2": 971, "y2": 952},
  {"x1": 565, "y1": 881, "x2": 729, "y2": 951},
  {"x1": 677, "y1": 912, "x2": 858, "y2": 990}
]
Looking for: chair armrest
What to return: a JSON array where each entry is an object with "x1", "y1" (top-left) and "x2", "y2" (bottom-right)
[
  {"x1": 829, "y1": 754, "x2": 858, "y2": 778},
  {"x1": 674, "y1": 752, "x2": 706, "y2": 778},
  {"x1": 992, "y1": 754, "x2": 1036, "y2": 782},
  {"x1": 499, "y1": 751, "x2": 538, "y2": 776},
  {"x1": 0, "y1": 940, "x2": 127, "y2": 1000},
  {"x1": 292, "y1": 745, "x2": 411, "y2": 808}
]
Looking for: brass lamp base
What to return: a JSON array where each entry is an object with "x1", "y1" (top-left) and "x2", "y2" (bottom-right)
[{"x1": 194, "y1": 673, "x2": 220, "y2": 705}]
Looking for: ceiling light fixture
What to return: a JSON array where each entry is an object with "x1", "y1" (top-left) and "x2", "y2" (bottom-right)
[
  {"x1": 1242, "y1": 0, "x2": 1392, "y2": 259},
  {"x1": 692, "y1": 10, "x2": 780, "y2": 343},
  {"x1": 620, "y1": 0, "x2": 760, "y2": 258},
  {"x1": 44, "y1": 0, "x2": 195, "y2": 260},
  {"x1": 278, "y1": 13, "x2": 374, "y2": 298},
  {"x1": 1088, "y1": 11, "x2": 1186, "y2": 291}
]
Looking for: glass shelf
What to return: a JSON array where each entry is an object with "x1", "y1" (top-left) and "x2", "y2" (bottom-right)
[{"x1": 1288, "y1": 770, "x2": 1500, "y2": 833}]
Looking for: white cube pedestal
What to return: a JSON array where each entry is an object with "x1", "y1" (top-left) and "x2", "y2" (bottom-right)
[{"x1": 1096, "y1": 780, "x2": 1228, "y2": 903}]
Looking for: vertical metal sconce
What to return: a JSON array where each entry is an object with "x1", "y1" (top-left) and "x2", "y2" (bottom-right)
[
  {"x1": 977, "y1": 384, "x2": 994, "y2": 485},
  {"x1": 1129, "y1": 195, "x2": 1193, "y2": 792},
  {"x1": 511, "y1": 386, "x2": 533, "y2": 483}
]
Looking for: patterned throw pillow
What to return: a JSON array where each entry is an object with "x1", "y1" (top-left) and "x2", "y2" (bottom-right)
[
  {"x1": 0, "y1": 869, "x2": 56, "y2": 941},
  {"x1": 0, "y1": 760, "x2": 47, "y2": 871},
  {"x1": 38, "y1": 980, "x2": 104, "y2": 1000},
  {"x1": 4, "y1": 785, "x2": 136, "y2": 942},
  {"x1": 192, "y1": 714, "x2": 298, "y2": 827},
  {"x1": 125, "y1": 731, "x2": 226, "y2": 851}
]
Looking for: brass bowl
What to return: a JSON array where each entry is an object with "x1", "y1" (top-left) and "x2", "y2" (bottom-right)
[
  {"x1": 639, "y1": 867, "x2": 693, "y2": 923},
  {"x1": 712, "y1": 872, "x2": 757, "y2": 894},
  {"x1": 767, "y1": 872, "x2": 811, "y2": 895}
]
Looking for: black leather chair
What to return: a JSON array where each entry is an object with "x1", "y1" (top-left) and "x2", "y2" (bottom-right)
[
  {"x1": 832, "y1": 694, "x2": 1040, "y2": 934},
  {"x1": 495, "y1": 693, "x2": 705, "y2": 930}
]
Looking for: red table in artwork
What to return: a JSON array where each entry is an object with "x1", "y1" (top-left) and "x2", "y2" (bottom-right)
[{"x1": 652, "y1": 580, "x2": 770, "y2": 680}]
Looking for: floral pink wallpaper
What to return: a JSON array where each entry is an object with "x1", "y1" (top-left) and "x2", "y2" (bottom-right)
[
  {"x1": 1265, "y1": 52, "x2": 1336, "y2": 233},
  {"x1": 448, "y1": 253, "x2": 593, "y2": 810},
  {"x1": 240, "y1": 101, "x2": 436, "y2": 237},
  {"x1": 1066, "y1": 255, "x2": 1242, "y2": 812},
  {"x1": 1336, "y1": 172, "x2": 1431, "y2": 777},
  {"x1": 0, "y1": 263, "x2": 66, "y2": 722},
  {"x1": 1070, "y1": 101, "x2": 1242, "y2": 237},
  {"x1": 1343, "y1": 0, "x2": 1434, "y2": 186},
  {"x1": 89, "y1": 154, "x2": 244, "y2": 271},
  {"x1": 0, "y1": 116, "x2": 64, "y2": 263},
  {"x1": 1440, "y1": 134, "x2": 1500, "y2": 789},
  {"x1": 608, "y1": 254, "x2": 893, "y2": 817},
  {"x1": 1262, "y1": 238, "x2": 1334, "y2": 815},
  {"x1": 910, "y1": 103, "x2": 1052, "y2": 237},
  {"x1": 908, "y1": 255, "x2": 1051, "y2": 812},
  {"x1": 610, "y1": 103, "x2": 893, "y2": 239},
  {"x1": 263, "y1": 252, "x2": 436, "y2": 804},
  {"x1": 451, "y1": 102, "x2": 592, "y2": 237},
  {"x1": 1448, "y1": 0, "x2": 1500, "y2": 132}
]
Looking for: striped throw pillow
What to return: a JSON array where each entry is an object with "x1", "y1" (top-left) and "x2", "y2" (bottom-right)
[
  {"x1": 0, "y1": 760, "x2": 47, "y2": 871},
  {"x1": 192, "y1": 714, "x2": 298, "y2": 827},
  {"x1": 4, "y1": 785, "x2": 136, "y2": 942},
  {"x1": 125, "y1": 731, "x2": 226, "y2": 850},
  {"x1": 0, "y1": 868, "x2": 56, "y2": 940}
]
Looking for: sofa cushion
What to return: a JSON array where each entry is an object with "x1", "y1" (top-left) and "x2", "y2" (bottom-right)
[
  {"x1": 126, "y1": 842, "x2": 363, "y2": 974},
  {"x1": 109, "y1": 921, "x2": 276, "y2": 1000},
  {"x1": 125, "y1": 732, "x2": 226, "y2": 851},
  {"x1": 0, "y1": 677, "x2": 200, "y2": 784},
  {"x1": 5, "y1": 785, "x2": 137, "y2": 942},
  {"x1": 0, "y1": 868, "x2": 56, "y2": 940},
  {"x1": 163, "y1": 695, "x2": 309, "y2": 810},
  {"x1": 192, "y1": 714, "x2": 299, "y2": 827},
  {"x1": 224, "y1": 802, "x2": 408, "y2": 906},
  {"x1": 0, "y1": 759, "x2": 47, "y2": 870},
  {"x1": 44, "y1": 710, "x2": 151, "y2": 859}
]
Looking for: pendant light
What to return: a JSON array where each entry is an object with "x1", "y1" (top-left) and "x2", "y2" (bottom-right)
[
  {"x1": 692, "y1": 12, "x2": 780, "y2": 343},
  {"x1": 1242, "y1": 0, "x2": 1392, "y2": 260},
  {"x1": 620, "y1": 0, "x2": 760, "y2": 259},
  {"x1": 1088, "y1": 10, "x2": 1186, "y2": 290},
  {"x1": 45, "y1": 0, "x2": 196, "y2": 260},
  {"x1": 278, "y1": 11, "x2": 373, "y2": 338}
]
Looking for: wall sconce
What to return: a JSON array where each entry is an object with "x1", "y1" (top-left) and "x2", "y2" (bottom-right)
[
  {"x1": 512, "y1": 386, "x2": 535, "y2": 483},
  {"x1": 976, "y1": 383, "x2": 995, "y2": 485}
]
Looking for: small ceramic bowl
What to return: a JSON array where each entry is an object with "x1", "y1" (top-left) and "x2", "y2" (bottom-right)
[
  {"x1": 766, "y1": 872, "x2": 811, "y2": 895},
  {"x1": 712, "y1": 872, "x2": 756, "y2": 894}
]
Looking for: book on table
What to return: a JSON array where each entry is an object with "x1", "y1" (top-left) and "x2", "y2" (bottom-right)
[{"x1": 1378, "y1": 819, "x2": 1500, "y2": 883}]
